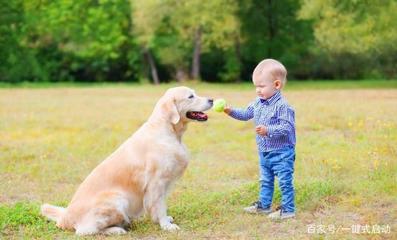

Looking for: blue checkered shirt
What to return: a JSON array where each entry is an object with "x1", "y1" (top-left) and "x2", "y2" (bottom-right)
[{"x1": 229, "y1": 91, "x2": 296, "y2": 152}]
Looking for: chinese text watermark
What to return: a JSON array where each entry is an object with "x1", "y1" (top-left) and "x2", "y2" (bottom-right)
[{"x1": 307, "y1": 224, "x2": 391, "y2": 234}]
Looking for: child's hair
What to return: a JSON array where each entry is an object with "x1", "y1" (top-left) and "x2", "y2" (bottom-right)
[{"x1": 253, "y1": 59, "x2": 287, "y2": 87}]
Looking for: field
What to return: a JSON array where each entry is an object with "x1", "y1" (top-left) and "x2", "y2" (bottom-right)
[{"x1": 1, "y1": 81, "x2": 396, "y2": 239}]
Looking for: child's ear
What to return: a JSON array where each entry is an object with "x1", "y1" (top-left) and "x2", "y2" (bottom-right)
[{"x1": 274, "y1": 80, "x2": 282, "y2": 90}]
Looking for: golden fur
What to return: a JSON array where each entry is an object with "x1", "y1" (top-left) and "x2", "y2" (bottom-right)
[{"x1": 41, "y1": 86, "x2": 213, "y2": 235}]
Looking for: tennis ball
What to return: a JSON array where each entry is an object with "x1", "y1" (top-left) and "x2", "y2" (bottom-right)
[{"x1": 213, "y1": 99, "x2": 226, "y2": 112}]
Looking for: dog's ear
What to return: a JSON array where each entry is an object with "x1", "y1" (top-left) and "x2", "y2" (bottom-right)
[{"x1": 163, "y1": 98, "x2": 180, "y2": 124}]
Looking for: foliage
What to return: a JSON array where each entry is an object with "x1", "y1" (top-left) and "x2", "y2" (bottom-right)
[
  {"x1": 0, "y1": 0, "x2": 396, "y2": 82},
  {"x1": 237, "y1": 0, "x2": 315, "y2": 80},
  {"x1": 0, "y1": 1, "x2": 48, "y2": 82},
  {"x1": 1, "y1": 0, "x2": 140, "y2": 82},
  {"x1": 299, "y1": 0, "x2": 397, "y2": 54},
  {"x1": 299, "y1": 0, "x2": 397, "y2": 79}
]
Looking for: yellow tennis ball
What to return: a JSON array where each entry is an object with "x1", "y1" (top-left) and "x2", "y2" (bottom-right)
[{"x1": 213, "y1": 99, "x2": 226, "y2": 112}]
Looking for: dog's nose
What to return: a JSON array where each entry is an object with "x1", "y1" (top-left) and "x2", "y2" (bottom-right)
[{"x1": 208, "y1": 99, "x2": 214, "y2": 104}]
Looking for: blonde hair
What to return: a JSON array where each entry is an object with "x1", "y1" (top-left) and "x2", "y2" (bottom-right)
[{"x1": 253, "y1": 59, "x2": 287, "y2": 87}]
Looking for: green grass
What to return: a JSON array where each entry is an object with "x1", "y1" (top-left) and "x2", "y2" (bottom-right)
[
  {"x1": 1, "y1": 82, "x2": 396, "y2": 239},
  {"x1": 0, "y1": 202, "x2": 59, "y2": 239}
]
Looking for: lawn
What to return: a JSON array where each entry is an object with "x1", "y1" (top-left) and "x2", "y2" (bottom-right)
[{"x1": 1, "y1": 81, "x2": 396, "y2": 239}]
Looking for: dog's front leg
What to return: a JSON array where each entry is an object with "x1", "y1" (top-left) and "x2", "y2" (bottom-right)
[{"x1": 144, "y1": 182, "x2": 180, "y2": 231}]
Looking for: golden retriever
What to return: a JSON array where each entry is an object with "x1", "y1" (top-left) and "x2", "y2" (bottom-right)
[{"x1": 41, "y1": 86, "x2": 213, "y2": 235}]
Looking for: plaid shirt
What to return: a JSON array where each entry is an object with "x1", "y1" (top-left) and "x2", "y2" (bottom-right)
[{"x1": 229, "y1": 91, "x2": 296, "y2": 152}]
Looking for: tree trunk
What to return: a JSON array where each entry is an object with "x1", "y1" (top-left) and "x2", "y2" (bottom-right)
[
  {"x1": 191, "y1": 27, "x2": 202, "y2": 80},
  {"x1": 143, "y1": 48, "x2": 160, "y2": 85},
  {"x1": 175, "y1": 67, "x2": 189, "y2": 82}
]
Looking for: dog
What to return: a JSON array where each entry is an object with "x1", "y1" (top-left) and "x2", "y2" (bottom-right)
[{"x1": 41, "y1": 86, "x2": 213, "y2": 235}]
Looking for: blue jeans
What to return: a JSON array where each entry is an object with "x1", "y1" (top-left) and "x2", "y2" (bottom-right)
[{"x1": 258, "y1": 146, "x2": 295, "y2": 213}]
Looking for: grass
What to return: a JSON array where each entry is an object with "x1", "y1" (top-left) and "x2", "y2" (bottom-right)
[{"x1": 0, "y1": 81, "x2": 396, "y2": 239}]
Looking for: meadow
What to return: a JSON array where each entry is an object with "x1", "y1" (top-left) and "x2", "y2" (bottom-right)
[{"x1": 0, "y1": 81, "x2": 396, "y2": 239}]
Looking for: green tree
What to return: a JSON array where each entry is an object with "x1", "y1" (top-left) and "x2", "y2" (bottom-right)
[
  {"x1": 131, "y1": 0, "x2": 239, "y2": 82},
  {"x1": 1, "y1": 0, "x2": 146, "y2": 83},
  {"x1": 20, "y1": 0, "x2": 138, "y2": 82},
  {"x1": 299, "y1": 0, "x2": 397, "y2": 54},
  {"x1": 237, "y1": 0, "x2": 314, "y2": 80},
  {"x1": 130, "y1": 0, "x2": 173, "y2": 84},
  {"x1": 169, "y1": 0, "x2": 239, "y2": 80},
  {"x1": 299, "y1": 0, "x2": 397, "y2": 78},
  {"x1": 0, "y1": 1, "x2": 50, "y2": 82}
]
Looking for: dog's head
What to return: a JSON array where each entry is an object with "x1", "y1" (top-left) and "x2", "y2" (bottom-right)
[{"x1": 153, "y1": 86, "x2": 213, "y2": 124}]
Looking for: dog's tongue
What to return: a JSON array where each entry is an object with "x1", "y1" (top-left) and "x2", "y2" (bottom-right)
[
  {"x1": 195, "y1": 112, "x2": 207, "y2": 120},
  {"x1": 187, "y1": 111, "x2": 208, "y2": 121}
]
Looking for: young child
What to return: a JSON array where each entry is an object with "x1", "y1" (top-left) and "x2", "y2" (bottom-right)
[{"x1": 224, "y1": 59, "x2": 296, "y2": 220}]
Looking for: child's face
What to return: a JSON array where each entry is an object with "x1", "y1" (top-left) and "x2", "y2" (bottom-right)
[{"x1": 253, "y1": 75, "x2": 281, "y2": 99}]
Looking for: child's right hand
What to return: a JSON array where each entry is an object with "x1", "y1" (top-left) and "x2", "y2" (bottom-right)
[{"x1": 224, "y1": 105, "x2": 232, "y2": 115}]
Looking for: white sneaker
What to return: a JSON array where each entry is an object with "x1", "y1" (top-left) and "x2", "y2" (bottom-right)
[
  {"x1": 268, "y1": 210, "x2": 295, "y2": 220},
  {"x1": 243, "y1": 201, "x2": 272, "y2": 214}
]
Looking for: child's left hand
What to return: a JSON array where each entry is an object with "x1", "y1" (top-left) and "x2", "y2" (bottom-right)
[{"x1": 255, "y1": 125, "x2": 267, "y2": 136}]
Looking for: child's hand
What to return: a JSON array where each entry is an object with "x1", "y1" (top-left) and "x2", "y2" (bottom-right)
[
  {"x1": 223, "y1": 105, "x2": 232, "y2": 115},
  {"x1": 255, "y1": 125, "x2": 268, "y2": 136}
]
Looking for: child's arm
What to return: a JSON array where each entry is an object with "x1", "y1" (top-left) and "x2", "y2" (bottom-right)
[
  {"x1": 266, "y1": 105, "x2": 295, "y2": 137},
  {"x1": 224, "y1": 102, "x2": 254, "y2": 121}
]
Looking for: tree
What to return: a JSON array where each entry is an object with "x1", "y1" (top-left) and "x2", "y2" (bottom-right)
[
  {"x1": 299, "y1": 0, "x2": 397, "y2": 54},
  {"x1": 131, "y1": 0, "x2": 172, "y2": 84},
  {"x1": 169, "y1": 0, "x2": 239, "y2": 80},
  {"x1": 299, "y1": 0, "x2": 397, "y2": 78},
  {"x1": 237, "y1": 0, "x2": 314, "y2": 79},
  {"x1": 19, "y1": 0, "x2": 137, "y2": 82},
  {"x1": 131, "y1": 0, "x2": 239, "y2": 82},
  {"x1": 0, "y1": 0, "x2": 50, "y2": 82}
]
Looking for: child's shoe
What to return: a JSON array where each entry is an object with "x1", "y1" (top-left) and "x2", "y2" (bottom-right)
[
  {"x1": 268, "y1": 209, "x2": 295, "y2": 220},
  {"x1": 243, "y1": 201, "x2": 272, "y2": 214}
]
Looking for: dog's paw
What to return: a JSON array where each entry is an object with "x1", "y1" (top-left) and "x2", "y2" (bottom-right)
[
  {"x1": 75, "y1": 224, "x2": 99, "y2": 236},
  {"x1": 160, "y1": 216, "x2": 179, "y2": 231},
  {"x1": 75, "y1": 228, "x2": 98, "y2": 236},
  {"x1": 102, "y1": 226, "x2": 127, "y2": 235},
  {"x1": 167, "y1": 216, "x2": 174, "y2": 223},
  {"x1": 161, "y1": 223, "x2": 180, "y2": 231}
]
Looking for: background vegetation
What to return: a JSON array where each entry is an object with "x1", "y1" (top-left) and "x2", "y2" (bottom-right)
[
  {"x1": 1, "y1": 1, "x2": 396, "y2": 238},
  {"x1": 1, "y1": 0, "x2": 396, "y2": 83}
]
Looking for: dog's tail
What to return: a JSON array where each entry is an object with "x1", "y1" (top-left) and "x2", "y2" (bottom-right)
[{"x1": 41, "y1": 203, "x2": 66, "y2": 223}]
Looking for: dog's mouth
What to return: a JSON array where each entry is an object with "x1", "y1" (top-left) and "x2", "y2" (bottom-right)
[{"x1": 186, "y1": 111, "x2": 208, "y2": 121}]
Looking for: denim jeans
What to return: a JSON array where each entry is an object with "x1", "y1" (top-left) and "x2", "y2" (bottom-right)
[{"x1": 258, "y1": 146, "x2": 295, "y2": 213}]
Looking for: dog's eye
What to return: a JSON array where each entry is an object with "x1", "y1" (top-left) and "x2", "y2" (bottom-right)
[{"x1": 188, "y1": 95, "x2": 194, "y2": 99}]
